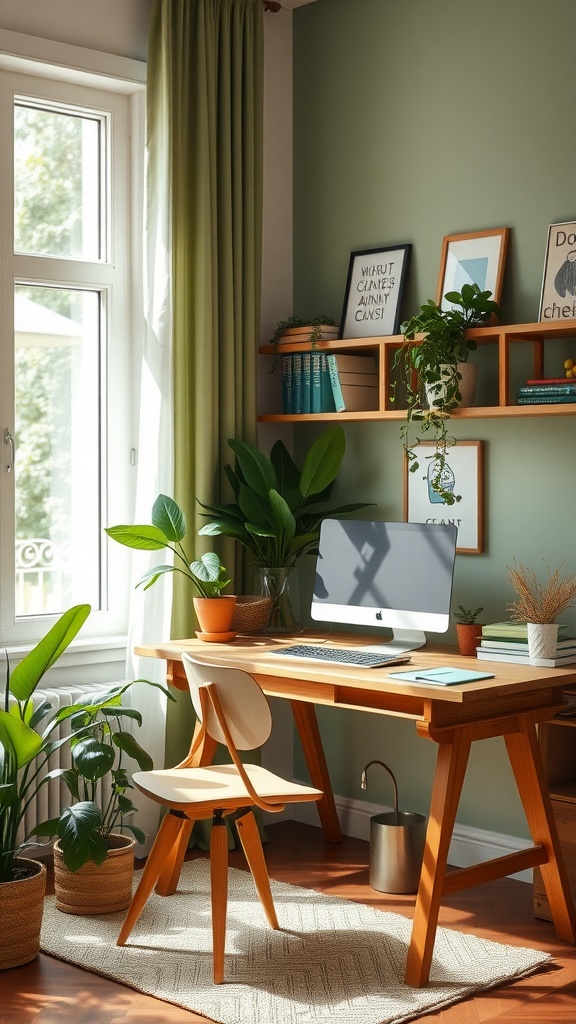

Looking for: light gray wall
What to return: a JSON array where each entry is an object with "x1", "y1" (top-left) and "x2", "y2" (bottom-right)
[{"x1": 291, "y1": 0, "x2": 576, "y2": 838}]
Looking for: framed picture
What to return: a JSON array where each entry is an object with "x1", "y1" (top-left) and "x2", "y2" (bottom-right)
[
  {"x1": 404, "y1": 441, "x2": 484, "y2": 555},
  {"x1": 340, "y1": 243, "x2": 411, "y2": 339},
  {"x1": 436, "y1": 228, "x2": 509, "y2": 309},
  {"x1": 539, "y1": 220, "x2": 576, "y2": 322}
]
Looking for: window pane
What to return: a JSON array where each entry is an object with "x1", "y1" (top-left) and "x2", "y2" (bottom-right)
[
  {"x1": 14, "y1": 103, "x2": 102, "y2": 260},
  {"x1": 14, "y1": 285, "x2": 102, "y2": 615}
]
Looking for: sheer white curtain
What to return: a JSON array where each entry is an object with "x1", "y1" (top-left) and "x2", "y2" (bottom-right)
[{"x1": 124, "y1": 52, "x2": 174, "y2": 856}]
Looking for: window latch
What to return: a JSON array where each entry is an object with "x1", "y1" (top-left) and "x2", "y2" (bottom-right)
[{"x1": 4, "y1": 428, "x2": 15, "y2": 472}]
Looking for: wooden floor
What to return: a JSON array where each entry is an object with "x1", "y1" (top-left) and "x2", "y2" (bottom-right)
[{"x1": 4, "y1": 819, "x2": 576, "y2": 1023}]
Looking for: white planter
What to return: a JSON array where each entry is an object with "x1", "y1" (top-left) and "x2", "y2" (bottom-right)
[
  {"x1": 425, "y1": 362, "x2": 478, "y2": 409},
  {"x1": 527, "y1": 622, "x2": 558, "y2": 660}
]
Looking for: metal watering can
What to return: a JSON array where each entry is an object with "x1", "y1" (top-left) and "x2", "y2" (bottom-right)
[{"x1": 361, "y1": 759, "x2": 427, "y2": 894}]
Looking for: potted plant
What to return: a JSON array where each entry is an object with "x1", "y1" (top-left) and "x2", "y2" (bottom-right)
[
  {"x1": 197, "y1": 425, "x2": 371, "y2": 630},
  {"x1": 105, "y1": 494, "x2": 236, "y2": 635},
  {"x1": 506, "y1": 558, "x2": 576, "y2": 660},
  {"x1": 33, "y1": 676, "x2": 174, "y2": 915},
  {"x1": 393, "y1": 283, "x2": 502, "y2": 503},
  {"x1": 454, "y1": 605, "x2": 484, "y2": 656},
  {"x1": 0, "y1": 604, "x2": 91, "y2": 969}
]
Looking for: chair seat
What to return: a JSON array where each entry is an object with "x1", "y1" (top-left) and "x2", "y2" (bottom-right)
[{"x1": 133, "y1": 763, "x2": 322, "y2": 808}]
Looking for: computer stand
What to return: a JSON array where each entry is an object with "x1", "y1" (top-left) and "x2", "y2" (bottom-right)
[{"x1": 358, "y1": 629, "x2": 427, "y2": 657}]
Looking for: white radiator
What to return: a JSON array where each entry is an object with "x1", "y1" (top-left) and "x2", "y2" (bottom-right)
[{"x1": 14, "y1": 682, "x2": 131, "y2": 851}]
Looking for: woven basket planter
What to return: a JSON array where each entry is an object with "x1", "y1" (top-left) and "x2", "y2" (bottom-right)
[
  {"x1": 0, "y1": 857, "x2": 46, "y2": 970},
  {"x1": 54, "y1": 834, "x2": 135, "y2": 915},
  {"x1": 231, "y1": 595, "x2": 273, "y2": 633}
]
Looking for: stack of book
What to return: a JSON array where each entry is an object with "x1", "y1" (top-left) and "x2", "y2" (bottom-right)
[
  {"x1": 326, "y1": 353, "x2": 379, "y2": 412},
  {"x1": 516, "y1": 377, "x2": 576, "y2": 405},
  {"x1": 476, "y1": 621, "x2": 576, "y2": 667},
  {"x1": 282, "y1": 352, "x2": 336, "y2": 414},
  {"x1": 278, "y1": 323, "x2": 339, "y2": 345},
  {"x1": 282, "y1": 351, "x2": 379, "y2": 414}
]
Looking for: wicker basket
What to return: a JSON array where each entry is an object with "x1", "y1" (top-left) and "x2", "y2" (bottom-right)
[
  {"x1": 54, "y1": 834, "x2": 135, "y2": 915},
  {"x1": 231, "y1": 595, "x2": 273, "y2": 633},
  {"x1": 0, "y1": 858, "x2": 46, "y2": 970}
]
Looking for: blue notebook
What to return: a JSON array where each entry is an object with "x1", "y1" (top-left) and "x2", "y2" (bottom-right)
[{"x1": 389, "y1": 666, "x2": 495, "y2": 686}]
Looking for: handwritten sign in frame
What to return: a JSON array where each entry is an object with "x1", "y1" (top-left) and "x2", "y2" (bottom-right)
[{"x1": 340, "y1": 243, "x2": 411, "y2": 339}]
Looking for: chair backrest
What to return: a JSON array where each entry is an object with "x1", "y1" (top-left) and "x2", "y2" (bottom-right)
[{"x1": 181, "y1": 653, "x2": 272, "y2": 750}]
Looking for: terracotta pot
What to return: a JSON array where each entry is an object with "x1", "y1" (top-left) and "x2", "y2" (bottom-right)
[
  {"x1": 54, "y1": 834, "x2": 135, "y2": 915},
  {"x1": 0, "y1": 857, "x2": 46, "y2": 970},
  {"x1": 193, "y1": 595, "x2": 237, "y2": 635},
  {"x1": 456, "y1": 622, "x2": 483, "y2": 656}
]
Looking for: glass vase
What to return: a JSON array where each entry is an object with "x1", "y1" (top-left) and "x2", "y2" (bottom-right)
[{"x1": 255, "y1": 566, "x2": 298, "y2": 634}]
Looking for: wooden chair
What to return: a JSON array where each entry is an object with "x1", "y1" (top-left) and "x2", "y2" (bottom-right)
[{"x1": 117, "y1": 653, "x2": 323, "y2": 983}]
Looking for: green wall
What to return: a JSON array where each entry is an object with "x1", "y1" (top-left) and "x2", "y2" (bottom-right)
[{"x1": 291, "y1": 0, "x2": 576, "y2": 838}]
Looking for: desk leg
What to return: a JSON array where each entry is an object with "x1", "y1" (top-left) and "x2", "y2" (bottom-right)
[
  {"x1": 290, "y1": 699, "x2": 342, "y2": 843},
  {"x1": 505, "y1": 714, "x2": 576, "y2": 943},
  {"x1": 405, "y1": 726, "x2": 472, "y2": 987}
]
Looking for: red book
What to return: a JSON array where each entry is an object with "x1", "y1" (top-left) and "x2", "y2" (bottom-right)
[{"x1": 526, "y1": 377, "x2": 572, "y2": 385}]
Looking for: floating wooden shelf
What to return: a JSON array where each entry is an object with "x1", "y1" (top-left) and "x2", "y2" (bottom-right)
[{"x1": 259, "y1": 319, "x2": 576, "y2": 422}]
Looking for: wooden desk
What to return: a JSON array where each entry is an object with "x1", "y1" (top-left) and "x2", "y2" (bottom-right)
[{"x1": 136, "y1": 632, "x2": 576, "y2": 987}]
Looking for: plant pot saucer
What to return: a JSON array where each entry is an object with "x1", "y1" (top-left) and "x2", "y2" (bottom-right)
[{"x1": 196, "y1": 630, "x2": 237, "y2": 643}]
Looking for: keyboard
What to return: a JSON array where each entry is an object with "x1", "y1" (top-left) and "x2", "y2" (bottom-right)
[{"x1": 270, "y1": 644, "x2": 411, "y2": 668}]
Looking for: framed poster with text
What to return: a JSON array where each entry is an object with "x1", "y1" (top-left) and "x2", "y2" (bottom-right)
[
  {"x1": 539, "y1": 220, "x2": 576, "y2": 322},
  {"x1": 340, "y1": 244, "x2": 411, "y2": 339}
]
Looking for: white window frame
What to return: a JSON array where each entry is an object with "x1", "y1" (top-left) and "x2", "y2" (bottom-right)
[{"x1": 0, "y1": 33, "x2": 145, "y2": 670}]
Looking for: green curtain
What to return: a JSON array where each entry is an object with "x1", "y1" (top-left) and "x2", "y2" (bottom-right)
[{"x1": 147, "y1": 0, "x2": 264, "y2": 640}]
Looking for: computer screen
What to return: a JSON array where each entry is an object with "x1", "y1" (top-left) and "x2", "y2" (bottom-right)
[{"x1": 311, "y1": 519, "x2": 458, "y2": 655}]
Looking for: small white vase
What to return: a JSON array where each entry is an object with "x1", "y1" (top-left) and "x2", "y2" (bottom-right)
[{"x1": 527, "y1": 622, "x2": 558, "y2": 660}]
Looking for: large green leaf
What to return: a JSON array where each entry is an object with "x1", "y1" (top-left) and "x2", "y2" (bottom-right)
[
  {"x1": 72, "y1": 737, "x2": 115, "y2": 781},
  {"x1": 190, "y1": 550, "x2": 223, "y2": 583},
  {"x1": 237, "y1": 482, "x2": 277, "y2": 530},
  {"x1": 299, "y1": 426, "x2": 346, "y2": 500},
  {"x1": 112, "y1": 731, "x2": 154, "y2": 771},
  {"x1": 269, "y1": 440, "x2": 301, "y2": 502},
  {"x1": 151, "y1": 493, "x2": 186, "y2": 542},
  {"x1": 228, "y1": 439, "x2": 277, "y2": 499},
  {"x1": 268, "y1": 489, "x2": 296, "y2": 542},
  {"x1": 10, "y1": 604, "x2": 90, "y2": 702},
  {"x1": 0, "y1": 708, "x2": 44, "y2": 768},
  {"x1": 104, "y1": 524, "x2": 168, "y2": 550}
]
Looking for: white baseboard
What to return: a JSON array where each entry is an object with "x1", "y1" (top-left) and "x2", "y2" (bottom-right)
[{"x1": 269, "y1": 794, "x2": 533, "y2": 884}]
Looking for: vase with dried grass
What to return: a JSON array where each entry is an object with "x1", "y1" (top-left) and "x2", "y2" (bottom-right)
[{"x1": 506, "y1": 559, "x2": 576, "y2": 660}]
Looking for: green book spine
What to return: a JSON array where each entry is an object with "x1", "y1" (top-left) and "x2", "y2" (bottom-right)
[
  {"x1": 326, "y1": 354, "x2": 345, "y2": 412},
  {"x1": 311, "y1": 352, "x2": 322, "y2": 413},
  {"x1": 291, "y1": 354, "x2": 302, "y2": 414},
  {"x1": 320, "y1": 353, "x2": 336, "y2": 412},
  {"x1": 282, "y1": 355, "x2": 292, "y2": 413},
  {"x1": 301, "y1": 352, "x2": 312, "y2": 414}
]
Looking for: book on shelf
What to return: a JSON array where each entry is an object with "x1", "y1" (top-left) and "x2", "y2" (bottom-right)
[
  {"x1": 291, "y1": 353, "x2": 303, "y2": 414},
  {"x1": 301, "y1": 352, "x2": 312, "y2": 414},
  {"x1": 518, "y1": 384, "x2": 576, "y2": 395},
  {"x1": 282, "y1": 355, "x2": 292, "y2": 413},
  {"x1": 309, "y1": 352, "x2": 336, "y2": 411},
  {"x1": 517, "y1": 393, "x2": 576, "y2": 405},
  {"x1": 481, "y1": 621, "x2": 568, "y2": 640},
  {"x1": 278, "y1": 324, "x2": 339, "y2": 344},
  {"x1": 326, "y1": 353, "x2": 377, "y2": 374},
  {"x1": 476, "y1": 648, "x2": 576, "y2": 668},
  {"x1": 526, "y1": 377, "x2": 575, "y2": 385},
  {"x1": 338, "y1": 370, "x2": 379, "y2": 387},
  {"x1": 326, "y1": 353, "x2": 379, "y2": 412}
]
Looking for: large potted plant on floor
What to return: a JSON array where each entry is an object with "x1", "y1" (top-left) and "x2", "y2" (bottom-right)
[
  {"x1": 0, "y1": 604, "x2": 90, "y2": 969},
  {"x1": 197, "y1": 425, "x2": 372, "y2": 631},
  {"x1": 106, "y1": 494, "x2": 235, "y2": 635},
  {"x1": 394, "y1": 283, "x2": 502, "y2": 503},
  {"x1": 33, "y1": 676, "x2": 175, "y2": 915}
]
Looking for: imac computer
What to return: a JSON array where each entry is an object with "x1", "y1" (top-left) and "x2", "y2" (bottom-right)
[{"x1": 311, "y1": 519, "x2": 458, "y2": 655}]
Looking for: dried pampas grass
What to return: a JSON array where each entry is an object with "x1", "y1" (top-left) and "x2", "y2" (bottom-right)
[{"x1": 506, "y1": 559, "x2": 576, "y2": 624}]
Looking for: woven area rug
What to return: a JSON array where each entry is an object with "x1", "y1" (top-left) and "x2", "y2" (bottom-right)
[{"x1": 41, "y1": 859, "x2": 550, "y2": 1024}]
